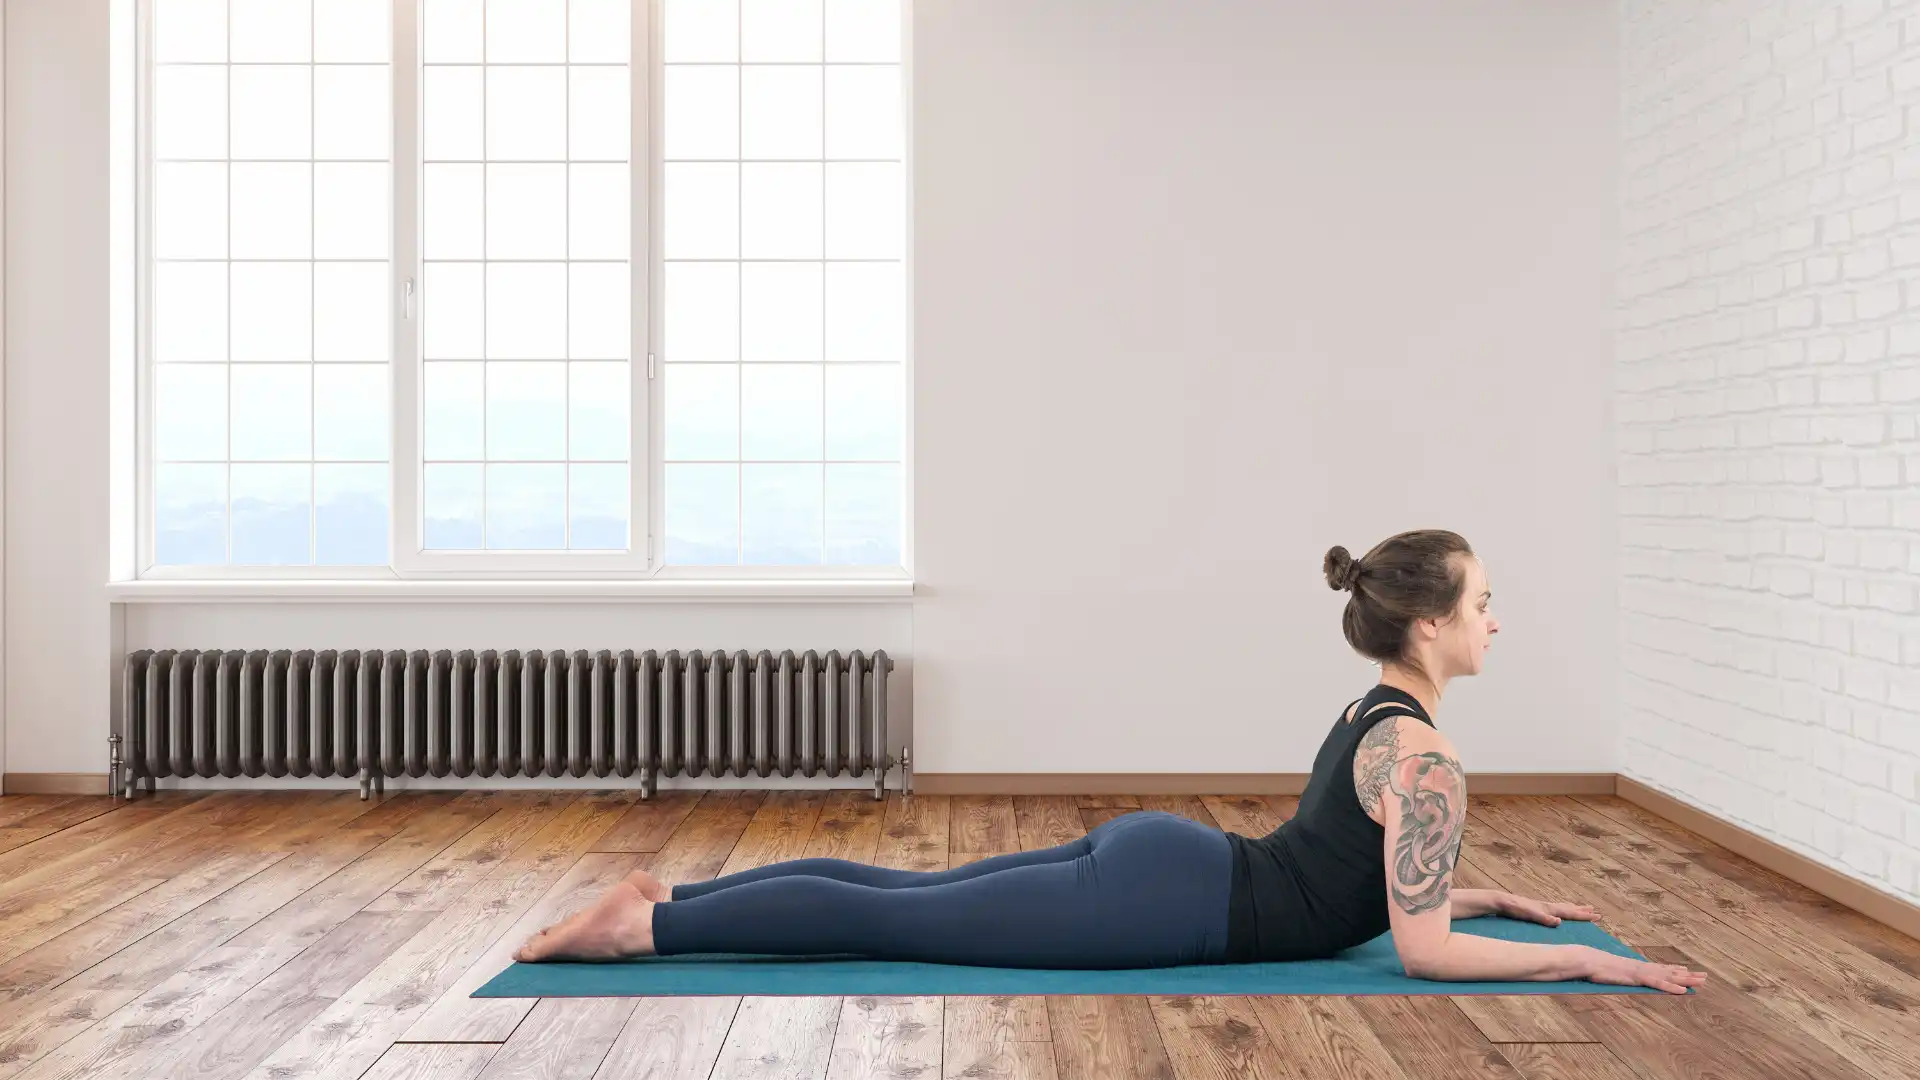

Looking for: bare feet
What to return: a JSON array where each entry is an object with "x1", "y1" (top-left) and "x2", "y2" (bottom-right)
[
  {"x1": 515, "y1": 880, "x2": 658, "y2": 963},
  {"x1": 623, "y1": 867, "x2": 672, "y2": 903}
]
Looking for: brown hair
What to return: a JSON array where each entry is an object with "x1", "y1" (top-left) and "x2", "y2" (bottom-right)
[{"x1": 1323, "y1": 530, "x2": 1474, "y2": 667}]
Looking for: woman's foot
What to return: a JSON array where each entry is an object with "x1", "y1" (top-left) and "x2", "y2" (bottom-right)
[
  {"x1": 515, "y1": 880, "x2": 658, "y2": 963},
  {"x1": 623, "y1": 867, "x2": 672, "y2": 903}
]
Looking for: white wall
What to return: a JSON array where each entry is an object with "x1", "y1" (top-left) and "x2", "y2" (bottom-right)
[
  {"x1": 1618, "y1": 0, "x2": 1920, "y2": 902},
  {"x1": 911, "y1": 0, "x2": 1620, "y2": 774},
  {"x1": 7, "y1": 0, "x2": 1619, "y2": 784}
]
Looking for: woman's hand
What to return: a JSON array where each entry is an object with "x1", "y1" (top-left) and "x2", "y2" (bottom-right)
[
  {"x1": 1582, "y1": 947, "x2": 1707, "y2": 995},
  {"x1": 1501, "y1": 894, "x2": 1598, "y2": 927}
]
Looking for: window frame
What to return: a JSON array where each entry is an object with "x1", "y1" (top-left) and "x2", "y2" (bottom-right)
[{"x1": 133, "y1": 0, "x2": 913, "y2": 583}]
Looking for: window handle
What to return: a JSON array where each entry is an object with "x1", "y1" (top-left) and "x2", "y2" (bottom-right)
[{"x1": 403, "y1": 277, "x2": 415, "y2": 321}]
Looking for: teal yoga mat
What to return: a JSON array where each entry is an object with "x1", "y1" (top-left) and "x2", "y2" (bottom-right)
[{"x1": 474, "y1": 917, "x2": 1668, "y2": 998}]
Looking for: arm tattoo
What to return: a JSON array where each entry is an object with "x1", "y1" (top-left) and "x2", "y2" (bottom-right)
[
  {"x1": 1353, "y1": 719, "x2": 1400, "y2": 816},
  {"x1": 1387, "y1": 752, "x2": 1466, "y2": 915}
]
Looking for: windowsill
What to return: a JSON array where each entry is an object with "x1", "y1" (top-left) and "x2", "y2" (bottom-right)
[{"x1": 105, "y1": 578, "x2": 916, "y2": 604}]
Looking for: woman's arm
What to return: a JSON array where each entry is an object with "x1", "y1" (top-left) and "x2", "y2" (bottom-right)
[
  {"x1": 1354, "y1": 718, "x2": 1706, "y2": 994},
  {"x1": 1449, "y1": 889, "x2": 1598, "y2": 926}
]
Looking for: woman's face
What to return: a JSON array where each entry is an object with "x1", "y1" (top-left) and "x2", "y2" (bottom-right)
[{"x1": 1435, "y1": 555, "x2": 1498, "y2": 677}]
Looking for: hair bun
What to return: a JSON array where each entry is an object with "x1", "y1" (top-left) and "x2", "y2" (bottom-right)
[{"x1": 1323, "y1": 546, "x2": 1362, "y2": 591}]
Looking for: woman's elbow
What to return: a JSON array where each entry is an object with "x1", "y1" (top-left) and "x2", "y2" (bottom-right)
[{"x1": 1398, "y1": 948, "x2": 1446, "y2": 980}]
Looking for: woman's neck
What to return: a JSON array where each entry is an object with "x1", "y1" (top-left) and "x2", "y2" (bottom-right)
[{"x1": 1378, "y1": 663, "x2": 1445, "y2": 720}]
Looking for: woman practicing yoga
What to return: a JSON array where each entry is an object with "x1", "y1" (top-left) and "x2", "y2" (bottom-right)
[{"x1": 518, "y1": 530, "x2": 1707, "y2": 994}]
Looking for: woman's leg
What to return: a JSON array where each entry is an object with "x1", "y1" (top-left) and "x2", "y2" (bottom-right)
[
  {"x1": 668, "y1": 835, "x2": 1097, "y2": 900},
  {"x1": 647, "y1": 813, "x2": 1232, "y2": 968}
]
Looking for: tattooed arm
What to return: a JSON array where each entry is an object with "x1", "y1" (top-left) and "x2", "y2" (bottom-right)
[{"x1": 1355, "y1": 716, "x2": 1706, "y2": 994}]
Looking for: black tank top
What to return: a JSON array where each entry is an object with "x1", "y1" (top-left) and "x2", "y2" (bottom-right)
[{"x1": 1222, "y1": 684, "x2": 1434, "y2": 962}]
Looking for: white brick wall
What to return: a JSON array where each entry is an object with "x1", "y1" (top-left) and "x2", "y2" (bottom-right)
[{"x1": 1619, "y1": 0, "x2": 1920, "y2": 903}]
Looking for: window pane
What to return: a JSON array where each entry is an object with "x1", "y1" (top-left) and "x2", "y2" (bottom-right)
[
  {"x1": 665, "y1": 0, "x2": 739, "y2": 62},
  {"x1": 315, "y1": 164, "x2": 390, "y2": 260},
  {"x1": 827, "y1": 0, "x2": 901, "y2": 62},
  {"x1": 826, "y1": 463, "x2": 900, "y2": 564},
  {"x1": 665, "y1": 67, "x2": 739, "y2": 161},
  {"x1": 155, "y1": 0, "x2": 226, "y2": 63},
  {"x1": 742, "y1": 463, "x2": 823, "y2": 565},
  {"x1": 230, "y1": 262, "x2": 311, "y2": 362},
  {"x1": 570, "y1": 362, "x2": 628, "y2": 460},
  {"x1": 231, "y1": 365, "x2": 312, "y2": 460},
  {"x1": 155, "y1": 163, "x2": 227, "y2": 259},
  {"x1": 569, "y1": 165, "x2": 630, "y2": 260},
  {"x1": 825, "y1": 364, "x2": 901, "y2": 460},
  {"x1": 155, "y1": 464, "x2": 227, "y2": 565},
  {"x1": 741, "y1": 262, "x2": 823, "y2": 362},
  {"x1": 425, "y1": 262, "x2": 485, "y2": 358},
  {"x1": 825, "y1": 262, "x2": 903, "y2": 361},
  {"x1": 741, "y1": 163, "x2": 822, "y2": 259},
  {"x1": 826, "y1": 67, "x2": 901, "y2": 160},
  {"x1": 425, "y1": 164, "x2": 485, "y2": 259},
  {"x1": 742, "y1": 365, "x2": 823, "y2": 461},
  {"x1": 154, "y1": 66, "x2": 226, "y2": 160},
  {"x1": 314, "y1": 67, "x2": 390, "y2": 160},
  {"x1": 570, "y1": 68, "x2": 630, "y2": 162},
  {"x1": 486, "y1": 263, "x2": 567, "y2": 358},
  {"x1": 424, "y1": 66, "x2": 483, "y2": 160},
  {"x1": 231, "y1": 464, "x2": 312, "y2": 566},
  {"x1": 664, "y1": 262, "x2": 739, "y2": 362},
  {"x1": 487, "y1": 164, "x2": 566, "y2": 260},
  {"x1": 154, "y1": 261, "x2": 228, "y2": 362},
  {"x1": 742, "y1": 0, "x2": 821, "y2": 62},
  {"x1": 486, "y1": 0, "x2": 566, "y2": 62},
  {"x1": 664, "y1": 365, "x2": 739, "y2": 460},
  {"x1": 665, "y1": 164, "x2": 740, "y2": 259},
  {"x1": 486, "y1": 67, "x2": 566, "y2": 161},
  {"x1": 230, "y1": 163, "x2": 312, "y2": 259},
  {"x1": 314, "y1": 365, "x2": 389, "y2": 461},
  {"x1": 315, "y1": 0, "x2": 390, "y2": 63},
  {"x1": 425, "y1": 463, "x2": 484, "y2": 548},
  {"x1": 425, "y1": 361, "x2": 485, "y2": 459},
  {"x1": 570, "y1": 0, "x2": 630, "y2": 64},
  {"x1": 231, "y1": 0, "x2": 310, "y2": 63},
  {"x1": 486, "y1": 464, "x2": 566, "y2": 549},
  {"x1": 570, "y1": 464, "x2": 628, "y2": 550},
  {"x1": 314, "y1": 262, "x2": 389, "y2": 363},
  {"x1": 826, "y1": 163, "x2": 902, "y2": 259},
  {"x1": 155, "y1": 365, "x2": 228, "y2": 462},
  {"x1": 665, "y1": 464, "x2": 739, "y2": 564},
  {"x1": 486, "y1": 361, "x2": 566, "y2": 461},
  {"x1": 425, "y1": 0, "x2": 484, "y2": 63},
  {"x1": 230, "y1": 66, "x2": 310, "y2": 160},
  {"x1": 569, "y1": 263, "x2": 630, "y2": 360},
  {"x1": 742, "y1": 67, "x2": 821, "y2": 160},
  {"x1": 316, "y1": 464, "x2": 390, "y2": 565}
]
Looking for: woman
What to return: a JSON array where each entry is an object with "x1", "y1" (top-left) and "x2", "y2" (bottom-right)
[{"x1": 517, "y1": 530, "x2": 1707, "y2": 994}]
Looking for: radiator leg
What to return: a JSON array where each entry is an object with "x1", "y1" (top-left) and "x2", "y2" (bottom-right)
[
  {"x1": 108, "y1": 733, "x2": 124, "y2": 803},
  {"x1": 874, "y1": 756, "x2": 886, "y2": 802},
  {"x1": 640, "y1": 765, "x2": 656, "y2": 801},
  {"x1": 374, "y1": 771, "x2": 385, "y2": 797},
  {"x1": 358, "y1": 766, "x2": 372, "y2": 801},
  {"x1": 902, "y1": 745, "x2": 913, "y2": 796}
]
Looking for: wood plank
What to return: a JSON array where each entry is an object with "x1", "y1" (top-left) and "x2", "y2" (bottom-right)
[
  {"x1": 0, "y1": 794, "x2": 481, "y2": 1080},
  {"x1": 230, "y1": 792, "x2": 640, "y2": 1080},
  {"x1": 1351, "y1": 997, "x2": 1524, "y2": 1080},
  {"x1": 874, "y1": 794, "x2": 949, "y2": 872},
  {"x1": 1147, "y1": 995, "x2": 1296, "y2": 1080},
  {"x1": 0, "y1": 795, "x2": 209, "y2": 886},
  {"x1": 1046, "y1": 996, "x2": 1174, "y2": 1080},
  {"x1": 645, "y1": 790, "x2": 768, "y2": 886},
  {"x1": 1081, "y1": 808, "x2": 1135, "y2": 832},
  {"x1": 1077, "y1": 796, "x2": 1140, "y2": 808},
  {"x1": 1501, "y1": 1044, "x2": 1641, "y2": 1080},
  {"x1": 593, "y1": 998, "x2": 739, "y2": 1080},
  {"x1": 826, "y1": 997, "x2": 942, "y2": 1080},
  {"x1": 133, "y1": 910, "x2": 438, "y2": 1080},
  {"x1": 709, "y1": 996, "x2": 840, "y2": 1080},
  {"x1": 716, "y1": 790, "x2": 827, "y2": 876},
  {"x1": 951, "y1": 795, "x2": 1018, "y2": 853},
  {"x1": 944, "y1": 996, "x2": 1056, "y2": 1080},
  {"x1": 0, "y1": 800, "x2": 76, "y2": 830},
  {"x1": 401, "y1": 851, "x2": 642, "y2": 1042},
  {"x1": 1136, "y1": 795, "x2": 1219, "y2": 829},
  {"x1": 1199, "y1": 796, "x2": 1286, "y2": 837},
  {"x1": 0, "y1": 793, "x2": 251, "y2": 911},
  {"x1": 362, "y1": 1044, "x2": 497, "y2": 1080},
  {"x1": 1448, "y1": 996, "x2": 1593, "y2": 1045},
  {"x1": 1247, "y1": 996, "x2": 1409, "y2": 1080},
  {"x1": 0, "y1": 800, "x2": 115, "y2": 835},
  {"x1": 594, "y1": 790, "x2": 702, "y2": 853},
  {"x1": 803, "y1": 790, "x2": 887, "y2": 863},
  {"x1": 363, "y1": 791, "x2": 574, "y2": 912},
  {"x1": 474, "y1": 997, "x2": 638, "y2": 1080},
  {"x1": 1014, "y1": 796, "x2": 1087, "y2": 851}
]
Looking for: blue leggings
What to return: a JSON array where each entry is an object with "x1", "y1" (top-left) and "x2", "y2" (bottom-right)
[{"x1": 650, "y1": 810, "x2": 1233, "y2": 969}]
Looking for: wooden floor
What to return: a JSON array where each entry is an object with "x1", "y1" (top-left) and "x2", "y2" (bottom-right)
[{"x1": 0, "y1": 790, "x2": 1915, "y2": 1080}]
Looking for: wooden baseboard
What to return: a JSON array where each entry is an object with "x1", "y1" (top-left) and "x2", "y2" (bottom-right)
[
  {"x1": 912, "y1": 773, "x2": 1620, "y2": 796},
  {"x1": 3, "y1": 773, "x2": 110, "y2": 796},
  {"x1": 1617, "y1": 777, "x2": 1920, "y2": 941}
]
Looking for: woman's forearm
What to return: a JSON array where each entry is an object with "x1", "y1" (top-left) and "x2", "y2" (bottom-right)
[
  {"x1": 1404, "y1": 933, "x2": 1591, "y2": 983},
  {"x1": 1446, "y1": 889, "x2": 1508, "y2": 920}
]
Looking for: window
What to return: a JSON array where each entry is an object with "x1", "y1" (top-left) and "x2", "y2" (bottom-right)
[{"x1": 140, "y1": 0, "x2": 905, "y2": 577}]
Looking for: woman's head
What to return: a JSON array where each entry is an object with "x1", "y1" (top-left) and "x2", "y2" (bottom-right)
[{"x1": 1323, "y1": 530, "x2": 1497, "y2": 683}]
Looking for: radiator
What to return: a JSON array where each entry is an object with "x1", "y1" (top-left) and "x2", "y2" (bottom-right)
[{"x1": 113, "y1": 648, "x2": 900, "y2": 802}]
